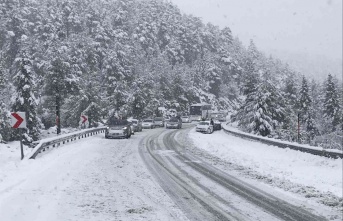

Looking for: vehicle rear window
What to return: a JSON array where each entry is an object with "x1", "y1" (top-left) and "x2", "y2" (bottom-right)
[
  {"x1": 155, "y1": 117, "x2": 163, "y2": 121},
  {"x1": 199, "y1": 122, "x2": 209, "y2": 125},
  {"x1": 169, "y1": 118, "x2": 179, "y2": 122},
  {"x1": 108, "y1": 118, "x2": 129, "y2": 125},
  {"x1": 132, "y1": 120, "x2": 138, "y2": 124},
  {"x1": 143, "y1": 119, "x2": 153, "y2": 122}
]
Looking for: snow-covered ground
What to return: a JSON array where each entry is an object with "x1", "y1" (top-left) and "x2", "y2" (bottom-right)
[
  {"x1": 0, "y1": 131, "x2": 188, "y2": 221},
  {"x1": 1, "y1": 125, "x2": 342, "y2": 220},
  {"x1": 188, "y1": 128, "x2": 343, "y2": 215},
  {"x1": 223, "y1": 124, "x2": 343, "y2": 154}
]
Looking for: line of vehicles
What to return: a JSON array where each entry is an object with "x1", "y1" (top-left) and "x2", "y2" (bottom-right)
[
  {"x1": 105, "y1": 116, "x2": 186, "y2": 139},
  {"x1": 105, "y1": 103, "x2": 227, "y2": 138}
]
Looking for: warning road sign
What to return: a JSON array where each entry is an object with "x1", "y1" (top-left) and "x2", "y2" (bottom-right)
[
  {"x1": 81, "y1": 115, "x2": 88, "y2": 124},
  {"x1": 10, "y1": 112, "x2": 26, "y2": 129}
]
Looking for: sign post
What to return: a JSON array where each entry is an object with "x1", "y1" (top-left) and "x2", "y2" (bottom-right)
[
  {"x1": 80, "y1": 115, "x2": 88, "y2": 129},
  {"x1": 20, "y1": 129, "x2": 24, "y2": 160},
  {"x1": 10, "y1": 112, "x2": 27, "y2": 160},
  {"x1": 297, "y1": 113, "x2": 300, "y2": 144}
]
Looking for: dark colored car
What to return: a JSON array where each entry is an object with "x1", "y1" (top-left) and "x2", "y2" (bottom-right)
[
  {"x1": 105, "y1": 118, "x2": 132, "y2": 139},
  {"x1": 166, "y1": 117, "x2": 182, "y2": 129},
  {"x1": 213, "y1": 119, "x2": 222, "y2": 131}
]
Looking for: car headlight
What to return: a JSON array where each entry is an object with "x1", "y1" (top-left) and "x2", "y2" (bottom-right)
[{"x1": 123, "y1": 127, "x2": 127, "y2": 130}]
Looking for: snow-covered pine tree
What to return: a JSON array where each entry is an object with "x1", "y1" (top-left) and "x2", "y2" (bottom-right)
[
  {"x1": 0, "y1": 64, "x2": 12, "y2": 141},
  {"x1": 323, "y1": 74, "x2": 341, "y2": 130},
  {"x1": 12, "y1": 51, "x2": 40, "y2": 143},
  {"x1": 131, "y1": 79, "x2": 148, "y2": 118},
  {"x1": 305, "y1": 108, "x2": 318, "y2": 144},
  {"x1": 233, "y1": 56, "x2": 261, "y2": 133},
  {"x1": 172, "y1": 72, "x2": 187, "y2": 110},
  {"x1": 280, "y1": 71, "x2": 299, "y2": 141},
  {"x1": 297, "y1": 76, "x2": 312, "y2": 123}
]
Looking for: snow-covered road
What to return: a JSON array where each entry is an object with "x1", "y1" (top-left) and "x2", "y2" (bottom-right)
[
  {"x1": 0, "y1": 124, "x2": 341, "y2": 221},
  {"x1": 143, "y1": 125, "x2": 338, "y2": 221}
]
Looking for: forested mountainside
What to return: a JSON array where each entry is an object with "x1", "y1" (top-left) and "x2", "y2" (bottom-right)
[{"x1": 0, "y1": 0, "x2": 342, "y2": 149}]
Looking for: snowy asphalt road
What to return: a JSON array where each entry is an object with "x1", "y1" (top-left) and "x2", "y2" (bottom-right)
[{"x1": 141, "y1": 124, "x2": 327, "y2": 221}]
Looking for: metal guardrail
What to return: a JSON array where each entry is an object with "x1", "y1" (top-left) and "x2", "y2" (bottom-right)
[
  {"x1": 222, "y1": 126, "x2": 343, "y2": 159},
  {"x1": 28, "y1": 127, "x2": 106, "y2": 159}
]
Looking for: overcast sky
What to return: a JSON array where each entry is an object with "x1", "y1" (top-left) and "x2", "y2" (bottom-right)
[{"x1": 169, "y1": 0, "x2": 342, "y2": 61}]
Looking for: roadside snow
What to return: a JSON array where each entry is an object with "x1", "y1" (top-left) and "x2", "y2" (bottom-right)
[
  {"x1": 0, "y1": 132, "x2": 188, "y2": 221},
  {"x1": 223, "y1": 124, "x2": 343, "y2": 154},
  {"x1": 188, "y1": 128, "x2": 343, "y2": 206}
]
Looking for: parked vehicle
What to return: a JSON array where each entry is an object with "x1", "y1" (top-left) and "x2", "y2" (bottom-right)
[
  {"x1": 142, "y1": 119, "x2": 155, "y2": 129},
  {"x1": 168, "y1": 109, "x2": 177, "y2": 117},
  {"x1": 166, "y1": 117, "x2": 182, "y2": 129},
  {"x1": 210, "y1": 112, "x2": 226, "y2": 122},
  {"x1": 105, "y1": 118, "x2": 132, "y2": 139},
  {"x1": 189, "y1": 103, "x2": 212, "y2": 121},
  {"x1": 213, "y1": 119, "x2": 222, "y2": 130},
  {"x1": 129, "y1": 122, "x2": 135, "y2": 135},
  {"x1": 165, "y1": 116, "x2": 170, "y2": 122},
  {"x1": 196, "y1": 121, "x2": 213, "y2": 134},
  {"x1": 181, "y1": 115, "x2": 191, "y2": 123},
  {"x1": 154, "y1": 117, "x2": 165, "y2": 127},
  {"x1": 130, "y1": 119, "x2": 142, "y2": 132}
]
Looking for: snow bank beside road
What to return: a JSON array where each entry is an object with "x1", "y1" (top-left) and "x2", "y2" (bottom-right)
[
  {"x1": 222, "y1": 124, "x2": 343, "y2": 155},
  {"x1": 188, "y1": 129, "x2": 343, "y2": 199}
]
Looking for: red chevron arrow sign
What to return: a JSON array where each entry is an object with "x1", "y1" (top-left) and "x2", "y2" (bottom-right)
[
  {"x1": 10, "y1": 112, "x2": 26, "y2": 129},
  {"x1": 81, "y1": 115, "x2": 88, "y2": 124}
]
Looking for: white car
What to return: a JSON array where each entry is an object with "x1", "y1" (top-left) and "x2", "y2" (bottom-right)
[
  {"x1": 142, "y1": 119, "x2": 155, "y2": 129},
  {"x1": 181, "y1": 116, "x2": 191, "y2": 123},
  {"x1": 196, "y1": 121, "x2": 213, "y2": 134}
]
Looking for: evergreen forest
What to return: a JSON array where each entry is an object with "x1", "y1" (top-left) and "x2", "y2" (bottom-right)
[{"x1": 0, "y1": 0, "x2": 342, "y2": 150}]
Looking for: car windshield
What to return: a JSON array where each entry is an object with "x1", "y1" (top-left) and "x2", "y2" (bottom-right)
[
  {"x1": 181, "y1": 116, "x2": 188, "y2": 118},
  {"x1": 143, "y1": 119, "x2": 153, "y2": 122},
  {"x1": 155, "y1": 117, "x2": 163, "y2": 121},
  {"x1": 169, "y1": 118, "x2": 179, "y2": 122},
  {"x1": 132, "y1": 120, "x2": 138, "y2": 124},
  {"x1": 199, "y1": 122, "x2": 209, "y2": 125}
]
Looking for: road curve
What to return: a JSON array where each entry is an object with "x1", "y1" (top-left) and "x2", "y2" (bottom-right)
[{"x1": 139, "y1": 125, "x2": 327, "y2": 221}]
